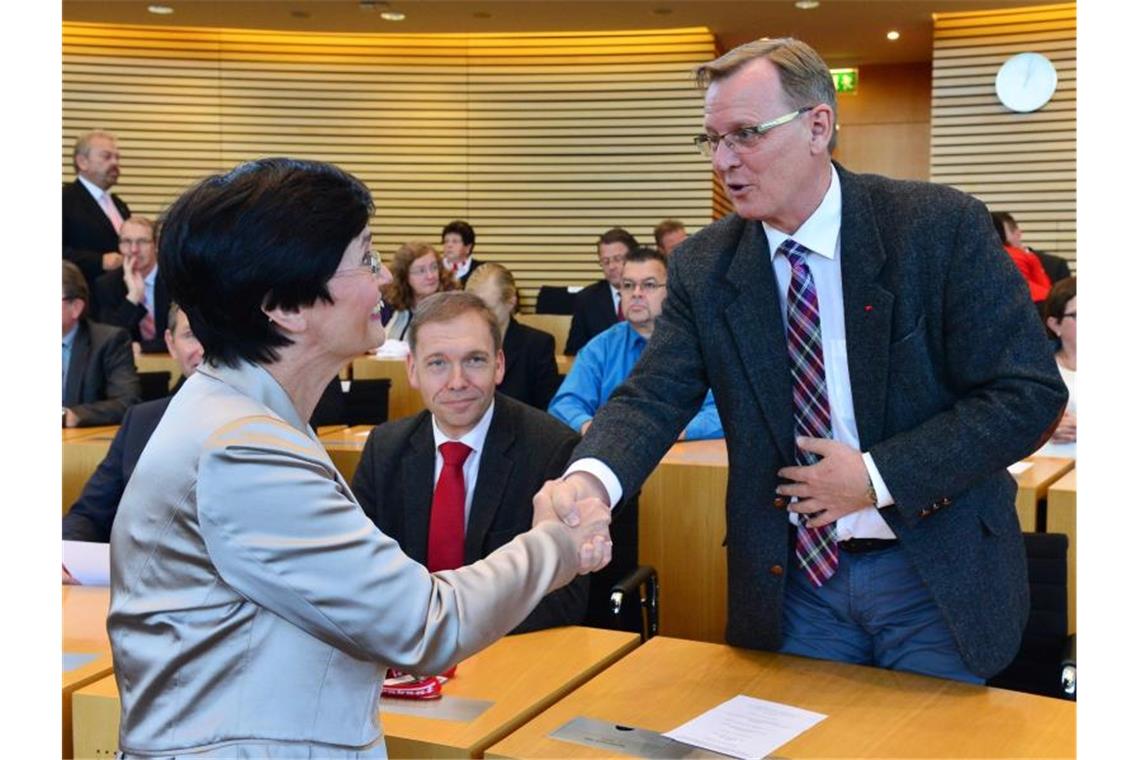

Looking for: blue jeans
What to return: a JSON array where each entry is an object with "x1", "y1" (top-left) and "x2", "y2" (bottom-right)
[{"x1": 778, "y1": 542, "x2": 983, "y2": 684}]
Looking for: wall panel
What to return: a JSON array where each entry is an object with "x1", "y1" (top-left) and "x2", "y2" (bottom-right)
[
  {"x1": 931, "y1": 3, "x2": 1076, "y2": 270},
  {"x1": 63, "y1": 23, "x2": 717, "y2": 308}
]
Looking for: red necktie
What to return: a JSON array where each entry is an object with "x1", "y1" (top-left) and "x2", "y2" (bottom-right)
[
  {"x1": 139, "y1": 297, "x2": 156, "y2": 341},
  {"x1": 616, "y1": 298, "x2": 624, "y2": 321},
  {"x1": 426, "y1": 441, "x2": 473, "y2": 572}
]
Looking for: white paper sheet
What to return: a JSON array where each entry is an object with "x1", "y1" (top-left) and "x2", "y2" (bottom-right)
[
  {"x1": 663, "y1": 694, "x2": 826, "y2": 760},
  {"x1": 63, "y1": 540, "x2": 110, "y2": 586},
  {"x1": 1007, "y1": 461, "x2": 1033, "y2": 475},
  {"x1": 372, "y1": 339, "x2": 410, "y2": 358}
]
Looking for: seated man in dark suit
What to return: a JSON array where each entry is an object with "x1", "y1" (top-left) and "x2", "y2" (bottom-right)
[
  {"x1": 352, "y1": 291, "x2": 588, "y2": 633},
  {"x1": 564, "y1": 227, "x2": 637, "y2": 355},
  {"x1": 62, "y1": 261, "x2": 140, "y2": 427},
  {"x1": 62, "y1": 304, "x2": 203, "y2": 557},
  {"x1": 93, "y1": 215, "x2": 170, "y2": 354},
  {"x1": 63, "y1": 130, "x2": 129, "y2": 287}
]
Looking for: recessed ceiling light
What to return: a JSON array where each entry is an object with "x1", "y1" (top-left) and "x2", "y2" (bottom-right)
[
  {"x1": 147, "y1": 4, "x2": 174, "y2": 14},
  {"x1": 794, "y1": 0, "x2": 820, "y2": 9},
  {"x1": 380, "y1": 11, "x2": 405, "y2": 21},
  {"x1": 886, "y1": 30, "x2": 900, "y2": 41}
]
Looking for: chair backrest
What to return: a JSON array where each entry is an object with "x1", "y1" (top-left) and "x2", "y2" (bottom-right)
[
  {"x1": 137, "y1": 371, "x2": 171, "y2": 403},
  {"x1": 516, "y1": 313, "x2": 571, "y2": 355},
  {"x1": 344, "y1": 378, "x2": 391, "y2": 426},
  {"x1": 535, "y1": 285, "x2": 576, "y2": 315}
]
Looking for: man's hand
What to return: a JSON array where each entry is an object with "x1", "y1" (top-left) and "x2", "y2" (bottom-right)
[
  {"x1": 1051, "y1": 412, "x2": 1076, "y2": 444},
  {"x1": 102, "y1": 251, "x2": 123, "y2": 271},
  {"x1": 534, "y1": 471, "x2": 609, "y2": 529},
  {"x1": 63, "y1": 408, "x2": 80, "y2": 428},
  {"x1": 122, "y1": 253, "x2": 145, "y2": 304},
  {"x1": 534, "y1": 490, "x2": 613, "y2": 574},
  {"x1": 776, "y1": 437, "x2": 875, "y2": 529},
  {"x1": 579, "y1": 420, "x2": 592, "y2": 435}
]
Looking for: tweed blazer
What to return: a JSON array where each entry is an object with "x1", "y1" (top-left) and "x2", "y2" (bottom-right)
[
  {"x1": 573, "y1": 164, "x2": 1068, "y2": 678},
  {"x1": 108, "y1": 361, "x2": 579, "y2": 756}
]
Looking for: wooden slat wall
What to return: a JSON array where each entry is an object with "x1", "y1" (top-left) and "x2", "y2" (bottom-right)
[
  {"x1": 931, "y1": 3, "x2": 1076, "y2": 271},
  {"x1": 62, "y1": 23, "x2": 717, "y2": 309}
]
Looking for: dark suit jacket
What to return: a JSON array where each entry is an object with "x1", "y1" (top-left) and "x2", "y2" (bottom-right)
[
  {"x1": 352, "y1": 393, "x2": 587, "y2": 633},
  {"x1": 574, "y1": 164, "x2": 1068, "y2": 678},
  {"x1": 458, "y1": 257, "x2": 486, "y2": 288},
  {"x1": 565, "y1": 279, "x2": 618, "y2": 355},
  {"x1": 64, "y1": 320, "x2": 141, "y2": 426},
  {"x1": 92, "y1": 269, "x2": 171, "y2": 353},
  {"x1": 499, "y1": 318, "x2": 560, "y2": 410},
  {"x1": 62, "y1": 179, "x2": 130, "y2": 287},
  {"x1": 63, "y1": 396, "x2": 170, "y2": 542},
  {"x1": 1029, "y1": 247, "x2": 1072, "y2": 284}
]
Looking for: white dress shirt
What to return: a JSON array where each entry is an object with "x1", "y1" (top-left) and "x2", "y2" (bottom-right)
[
  {"x1": 610, "y1": 284, "x2": 621, "y2": 316},
  {"x1": 454, "y1": 256, "x2": 474, "y2": 281},
  {"x1": 431, "y1": 400, "x2": 495, "y2": 525},
  {"x1": 571, "y1": 166, "x2": 896, "y2": 540}
]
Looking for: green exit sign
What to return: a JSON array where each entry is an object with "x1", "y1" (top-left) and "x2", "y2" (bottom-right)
[{"x1": 831, "y1": 68, "x2": 858, "y2": 94}]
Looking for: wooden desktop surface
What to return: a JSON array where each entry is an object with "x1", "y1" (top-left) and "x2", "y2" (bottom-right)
[
  {"x1": 318, "y1": 424, "x2": 376, "y2": 482},
  {"x1": 639, "y1": 439, "x2": 729, "y2": 643},
  {"x1": 1047, "y1": 468, "x2": 1077, "y2": 635},
  {"x1": 63, "y1": 586, "x2": 112, "y2": 759},
  {"x1": 486, "y1": 636, "x2": 1075, "y2": 759},
  {"x1": 72, "y1": 626, "x2": 639, "y2": 760},
  {"x1": 1014, "y1": 456, "x2": 1074, "y2": 531}
]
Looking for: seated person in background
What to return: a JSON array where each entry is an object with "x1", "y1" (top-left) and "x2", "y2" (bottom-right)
[
  {"x1": 62, "y1": 304, "x2": 203, "y2": 554},
  {"x1": 550, "y1": 246, "x2": 723, "y2": 439},
  {"x1": 565, "y1": 227, "x2": 636, "y2": 355},
  {"x1": 654, "y1": 218, "x2": 689, "y2": 256},
  {"x1": 992, "y1": 210, "x2": 1071, "y2": 285},
  {"x1": 352, "y1": 291, "x2": 588, "y2": 633},
  {"x1": 62, "y1": 260, "x2": 140, "y2": 427},
  {"x1": 441, "y1": 219, "x2": 485, "y2": 286},
  {"x1": 381, "y1": 241, "x2": 458, "y2": 341},
  {"x1": 990, "y1": 211, "x2": 1051, "y2": 303},
  {"x1": 1035, "y1": 276, "x2": 1077, "y2": 457},
  {"x1": 93, "y1": 215, "x2": 170, "y2": 353},
  {"x1": 467, "y1": 262, "x2": 560, "y2": 410}
]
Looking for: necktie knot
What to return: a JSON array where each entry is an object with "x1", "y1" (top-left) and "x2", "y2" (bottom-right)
[
  {"x1": 777, "y1": 238, "x2": 813, "y2": 269},
  {"x1": 439, "y1": 441, "x2": 472, "y2": 467}
]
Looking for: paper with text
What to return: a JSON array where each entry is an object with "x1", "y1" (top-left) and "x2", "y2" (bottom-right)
[{"x1": 663, "y1": 694, "x2": 826, "y2": 760}]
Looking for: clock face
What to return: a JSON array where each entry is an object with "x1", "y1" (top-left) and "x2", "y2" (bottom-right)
[{"x1": 995, "y1": 52, "x2": 1058, "y2": 113}]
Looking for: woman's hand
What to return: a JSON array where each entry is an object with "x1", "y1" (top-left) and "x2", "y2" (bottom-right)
[{"x1": 1052, "y1": 411, "x2": 1076, "y2": 443}]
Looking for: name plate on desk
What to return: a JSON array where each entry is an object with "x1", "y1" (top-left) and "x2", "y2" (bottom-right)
[
  {"x1": 549, "y1": 716, "x2": 736, "y2": 759},
  {"x1": 380, "y1": 694, "x2": 493, "y2": 722}
]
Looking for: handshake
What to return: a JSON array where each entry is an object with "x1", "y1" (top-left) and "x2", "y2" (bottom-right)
[{"x1": 533, "y1": 472, "x2": 614, "y2": 575}]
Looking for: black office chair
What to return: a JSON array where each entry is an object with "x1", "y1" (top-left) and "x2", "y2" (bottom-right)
[
  {"x1": 583, "y1": 493, "x2": 659, "y2": 640},
  {"x1": 343, "y1": 378, "x2": 391, "y2": 426},
  {"x1": 987, "y1": 532, "x2": 1075, "y2": 700},
  {"x1": 137, "y1": 371, "x2": 171, "y2": 403},
  {"x1": 535, "y1": 285, "x2": 576, "y2": 315}
]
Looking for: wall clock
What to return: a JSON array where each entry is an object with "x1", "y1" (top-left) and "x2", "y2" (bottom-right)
[{"x1": 995, "y1": 52, "x2": 1058, "y2": 113}]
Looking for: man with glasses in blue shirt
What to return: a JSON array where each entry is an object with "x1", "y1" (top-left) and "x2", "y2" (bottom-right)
[{"x1": 549, "y1": 246, "x2": 722, "y2": 440}]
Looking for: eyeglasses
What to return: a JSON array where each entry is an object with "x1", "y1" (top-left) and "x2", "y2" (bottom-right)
[
  {"x1": 693, "y1": 106, "x2": 815, "y2": 158},
  {"x1": 119, "y1": 237, "x2": 154, "y2": 248},
  {"x1": 331, "y1": 251, "x2": 380, "y2": 279},
  {"x1": 599, "y1": 255, "x2": 626, "y2": 267},
  {"x1": 409, "y1": 262, "x2": 440, "y2": 277},
  {"x1": 619, "y1": 279, "x2": 666, "y2": 294}
]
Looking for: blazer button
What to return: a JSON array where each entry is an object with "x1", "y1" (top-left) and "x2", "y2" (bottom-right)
[
  {"x1": 919, "y1": 508, "x2": 932, "y2": 518},
  {"x1": 769, "y1": 565, "x2": 784, "y2": 576},
  {"x1": 772, "y1": 495, "x2": 789, "y2": 509},
  {"x1": 939, "y1": 497, "x2": 951, "y2": 507}
]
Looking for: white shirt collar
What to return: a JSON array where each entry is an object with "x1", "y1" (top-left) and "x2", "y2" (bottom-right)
[
  {"x1": 144, "y1": 265, "x2": 159, "y2": 287},
  {"x1": 431, "y1": 398, "x2": 495, "y2": 454},
  {"x1": 77, "y1": 174, "x2": 108, "y2": 202},
  {"x1": 764, "y1": 164, "x2": 842, "y2": 261}
]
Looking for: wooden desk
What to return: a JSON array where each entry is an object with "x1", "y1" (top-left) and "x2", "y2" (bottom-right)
[
  {"x1": 133, "y1": 352, "x2": 179, "y2": 389},
  {"x1": 639, "y1": 439, "x2": 729, "y2": 643},
  {"x1": 1047, "y1": 469, "x2": 1077, "y2": 635},
  {"x1": 318, "y1": 424, "x2": 376, "y2": 482},
  {"x1": 517, "y1": 314, "x2": 571, "y2": 356},
  {"x1": 63, "y1": 586, "x2": 112, "y2": 759},
  {"x1": 62, "y1": 428, "x2": 118, "y2": 514},
  {"x1": 352, "y1": 355, "x2": 422, "y2": 421},
  {"x1": 72, "y1": 626, "x2": 639, "y2": 759},
  {"x1": 1014, "y1": 456, "x2": 1075, "y2": 531},
  {"x1": 486, "y1": 636, "x2": 1075, "y2": 759}
]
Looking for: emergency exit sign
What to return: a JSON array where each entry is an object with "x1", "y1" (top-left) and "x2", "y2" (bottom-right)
[{"x1": 831, "y1": 68, "x2": 858, "y2": 94}]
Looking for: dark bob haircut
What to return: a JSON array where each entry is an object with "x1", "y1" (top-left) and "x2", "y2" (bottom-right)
[
  {"x1": 441, "y1": 219, "x2": 476, "y2": 250},
  {"x1": 158, "y1": 158, "x2": 374, "y2": 367}
]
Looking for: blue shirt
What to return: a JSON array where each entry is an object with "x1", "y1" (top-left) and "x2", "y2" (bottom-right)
[{"x1": 548, "y1": 321, "x2": 724, "y2": 440}]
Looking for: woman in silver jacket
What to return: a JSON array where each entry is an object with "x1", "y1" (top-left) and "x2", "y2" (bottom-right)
[{"x1": 107, "y1": 157, "x2": 612, "y2": 757}]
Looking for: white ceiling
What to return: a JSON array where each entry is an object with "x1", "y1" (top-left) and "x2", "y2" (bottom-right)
[{"x1": 62, "y1": 0, "x2": 1067, "y2": 67}]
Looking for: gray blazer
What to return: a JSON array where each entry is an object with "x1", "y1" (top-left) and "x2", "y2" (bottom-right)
[
  {"x1": 574, "y1": 164, "x2": 1068, "y2": 678},
  {"x1": 108, "y1": 360, "x2": 579, "y2": 756},
  {"x1": 64, "y1": 319, "x2": 141, "y2": 426}
]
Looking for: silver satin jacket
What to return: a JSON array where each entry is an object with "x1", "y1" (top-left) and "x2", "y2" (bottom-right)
[{"x1": 107, "y1": 360, "x2": 579, "y2": 757}]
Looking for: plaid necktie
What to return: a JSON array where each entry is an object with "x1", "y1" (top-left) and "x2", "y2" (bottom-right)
[
  {"x1": 427, "y1": 441, "x2": 472, "y2": 572},
  {"x1": 779, "y1": 239, "x2": 839, "y2": 587}
]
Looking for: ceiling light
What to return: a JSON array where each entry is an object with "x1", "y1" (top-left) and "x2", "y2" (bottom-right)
[
  {"x1": 380, "y1": 11, "x2": 405, "y2": 21},
  {"x1": 794, "y1": 0, "x2": 820, "y2": 9},
  {"x1": 147, "y1": 4, "x2": 174, "y2": 14},
  {"x1": 886, "y1": 30, "x2": 900, "y2": 41}
]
